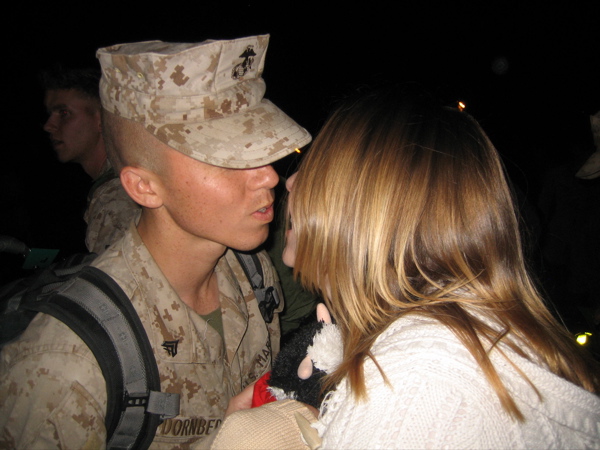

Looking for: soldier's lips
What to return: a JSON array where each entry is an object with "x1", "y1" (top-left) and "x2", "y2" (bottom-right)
[
  {"x1": 50, "y1": 139, "x2": 63, "y2": 149},
  {"x1": 252, "y1": 204, "x2": 274, "y2": 222}
]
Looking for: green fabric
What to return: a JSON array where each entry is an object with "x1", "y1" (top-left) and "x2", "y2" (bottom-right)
[{"x1": 200, "y1": 307, "x2": 224, "y2": 341}]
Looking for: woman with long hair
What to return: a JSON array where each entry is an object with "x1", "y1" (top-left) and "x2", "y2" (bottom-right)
[{"x1": 282, "y1": 87, "x2": 600, "y2": 448}]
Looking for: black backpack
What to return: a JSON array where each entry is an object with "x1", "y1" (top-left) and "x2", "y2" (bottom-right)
[{"x1": 0, "y1": 250, "x2": 280, "y2": 449}]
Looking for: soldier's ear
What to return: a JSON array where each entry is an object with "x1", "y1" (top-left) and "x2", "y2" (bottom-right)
[{"x1": 120, "y1": 166, "x2": 164, "y2": 209}]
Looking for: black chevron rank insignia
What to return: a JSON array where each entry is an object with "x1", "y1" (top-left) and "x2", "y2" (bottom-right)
[{"x1": 162, "y1": 340, "x2": 179, "y2": 357}]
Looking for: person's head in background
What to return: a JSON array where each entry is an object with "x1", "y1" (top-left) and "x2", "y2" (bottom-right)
[{"x1": 42, "y1": 66, "x2": 106, "y2": 179}]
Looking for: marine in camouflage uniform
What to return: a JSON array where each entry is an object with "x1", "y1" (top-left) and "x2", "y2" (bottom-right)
[
  {"x1": 41, "y1": 66, "x2": 139, "y2": 255},
  {"x1": 0, "y1": 222, "x2": 282, "y2": 448},
  {"x1": 84, "y1": 160, "x2": 140, "y2": 254},
  {"x1": 0, "y1": 35, "x2": 311, "y2": 448}
]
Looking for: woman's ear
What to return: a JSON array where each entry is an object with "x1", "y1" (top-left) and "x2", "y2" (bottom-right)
[{"x1": 120, "y1": 166, "x2": 164, "y2": 209}]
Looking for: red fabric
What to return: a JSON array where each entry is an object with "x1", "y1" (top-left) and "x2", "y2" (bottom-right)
[{"x1": 252, "y1": 371, "x2": 276, "y2": 407}]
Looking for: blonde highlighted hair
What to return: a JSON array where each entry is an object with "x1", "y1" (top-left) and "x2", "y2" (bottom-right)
[{"x1": 291, "y1": 87, "x2": 599, "y2": 420}]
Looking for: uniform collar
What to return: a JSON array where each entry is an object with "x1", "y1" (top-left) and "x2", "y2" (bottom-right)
[{"x1": 118, "y1": 223, "x2": 252, "y2": 365}]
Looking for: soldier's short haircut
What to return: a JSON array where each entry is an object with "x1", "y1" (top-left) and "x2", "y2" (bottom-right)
[
  {"x1": 102, "y1": 110, "x2": 163, "y2": 174},
  {"x1": 40, "y1": 64, "x2": 101, "y2": 100}
]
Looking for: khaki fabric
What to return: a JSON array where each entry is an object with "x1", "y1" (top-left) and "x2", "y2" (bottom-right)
[
  {"x1": 0, "y1": 223, "x2": 282, "y2": 448},
  {"x1": 204, "y1": 400, "x2": 318, "y2": 450},
  {"x1": 84, "y1": 168, "x2": 140, "y2": 254},
  {"x1": 97, "y1": 35, "x2": 311, "y2": 169}
]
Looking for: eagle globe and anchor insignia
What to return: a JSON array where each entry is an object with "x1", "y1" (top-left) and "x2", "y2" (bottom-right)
[{"x1": 231, "y1": 45, "x2": 256, "y2": 80}]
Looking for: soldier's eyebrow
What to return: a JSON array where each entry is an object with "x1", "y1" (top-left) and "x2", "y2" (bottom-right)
[{"x1": 47, "y1": 103, "x2": 69, "y2": 113}]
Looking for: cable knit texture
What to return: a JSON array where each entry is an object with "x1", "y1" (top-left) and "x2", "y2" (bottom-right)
[{"x1": 315, "y1": 314, "x2": 600, "y2": 449}]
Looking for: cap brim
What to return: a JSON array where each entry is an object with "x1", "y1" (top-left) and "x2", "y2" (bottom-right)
[{"x1": 150, "y1": 99, "x2": 311, "y2": 169}]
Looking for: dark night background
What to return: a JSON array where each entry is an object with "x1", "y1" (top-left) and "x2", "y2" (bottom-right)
[{"x1": 1, "y1": 2, "x2": 599, "y2": 340}]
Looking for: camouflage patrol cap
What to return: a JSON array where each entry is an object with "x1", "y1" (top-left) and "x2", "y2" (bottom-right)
[{"x1": 96, "y1": 35, "x2": 311, "y2": 169}]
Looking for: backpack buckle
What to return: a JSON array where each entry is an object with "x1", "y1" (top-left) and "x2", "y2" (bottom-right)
[
  {"x1": 258, "y1": 286, "x2": 280, "y2": 323},
  {"x1": 124, "y1": 392, "x2": 149, "y2": 409}
]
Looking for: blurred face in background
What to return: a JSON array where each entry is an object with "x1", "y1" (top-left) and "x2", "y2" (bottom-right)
[{"x1": 43, "y1": 89, "x2": 102, "y2": 164}]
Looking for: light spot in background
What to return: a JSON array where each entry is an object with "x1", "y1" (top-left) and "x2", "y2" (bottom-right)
[{"x1": 575, "y1": 332, "x2": 592, "y2": 346}]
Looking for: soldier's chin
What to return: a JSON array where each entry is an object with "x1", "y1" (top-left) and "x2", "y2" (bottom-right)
[
  {"x1": 54, "y1": 148, "x2": 72, "y2": 163},
  {"x1": 228, "y1": 231, "x2": 269, "y2": 252}
]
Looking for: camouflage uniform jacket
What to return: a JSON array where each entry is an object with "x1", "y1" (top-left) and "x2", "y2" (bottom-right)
[
  {"x1": 0, "y1": 223, "x2": 282, "y2": 449},
  {"x1": 83, "y1": 162, "x2": 140, "y2": 254}
]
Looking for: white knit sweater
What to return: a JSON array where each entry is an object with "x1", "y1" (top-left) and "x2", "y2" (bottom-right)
[{"x1": 315, "y1": 314, "x2": 600, "y2": 449}]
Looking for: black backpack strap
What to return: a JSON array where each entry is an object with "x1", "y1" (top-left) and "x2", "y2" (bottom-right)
[
  {"x1": 0, "y1": 256, "x2": 96, "y2": 346},
  {"x1": 234, "y1": 251, "x2": 281, "y2": 323},
  {"x1": 20, "y1": 266, "x2": 179, "y2": 450}
]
